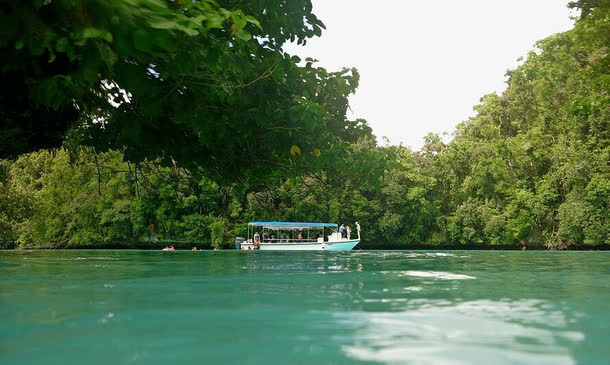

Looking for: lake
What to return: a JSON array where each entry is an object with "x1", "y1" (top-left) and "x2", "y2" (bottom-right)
[{"x1": 1, "y1": 250, "x2": 608, "y2": 364}]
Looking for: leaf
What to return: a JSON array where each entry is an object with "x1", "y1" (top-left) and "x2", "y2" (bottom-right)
[
  {"x1": 48, "y1": 48, "x2": 56, "y2": 63},
  {"x1": 245, "y1": 15, "x2": 262, "y2": 31},
  {"x1": 235, "y1": 29, "x2": 251, "y2": 41},
  {"x1": 290, "y1": 145, "x2": 301, "y2": 157},
  {"x1": 232, "y1": 10, "x2": 247, "y2": 30},
  {"x1": 180, "y1": 27, "x2": 199, "y2": 36},
  {"x1": 56, "y1": 37, "x2": 69, "y2": 52},
  {"x1": 82, "y1": 27, "x2": 113, "y2": 42},
  {"x1": 206, "y1": 13, "x2": 225, "y2": 29},
  {"x1": 149, "y1": 18, "x2": 199, "y2": 36},
  {"x1": 149, "y1": 20, "x2": 179, "y2": 30},
  {"x1": 189, "y1": 15, "x2": 207, "y2": 26}
]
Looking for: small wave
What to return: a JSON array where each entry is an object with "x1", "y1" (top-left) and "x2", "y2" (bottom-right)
[
  {"x1": 58, "y1": 256, "x2": 120, "y2": 261},
  {"x1": 98, "y1": 312, "x2": 115, "y2": 324},
  {"x1": 424, "y1": 252, "x2": 457, "y2": 257},
  {"x1": 0, "y1": 262, "x2": 19, "y2": 268},
  {"x1": 337, "y1": 299, "x2": 583, "y2": 364},
  {"x1": 400, "y1": 271, "x2": 476, "y2": 280},
  {"x1": 362, "y1": 298, "x2": 409, "y2": 303}
]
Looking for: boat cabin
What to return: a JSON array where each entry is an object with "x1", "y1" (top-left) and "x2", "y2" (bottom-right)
[{"x1": 247, "y1": 221, "x2": 341, "y2": 244}]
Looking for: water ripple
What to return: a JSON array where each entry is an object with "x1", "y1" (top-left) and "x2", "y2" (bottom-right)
[
  {"x1": 400, "y1": 271, "x2": 476, "y2": 280},
  {"x1": 337, "y1": 299, "x2": 583, "y2": 364}
]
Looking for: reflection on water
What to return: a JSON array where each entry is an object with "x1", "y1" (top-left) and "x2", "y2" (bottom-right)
[
  {"x1": 399, "y1": 271, "x2": 476, "y2": 280},
  {"x1": 338, "y1": 299, "x2": 583, "y2": 364},
  {"x1": 0, "y1": 250, "x2": 608, "y2": 364}
]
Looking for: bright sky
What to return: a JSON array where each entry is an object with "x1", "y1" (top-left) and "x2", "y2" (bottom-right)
[{"x1": 283, "y1": 1, "x2": 576, "y2": 150}]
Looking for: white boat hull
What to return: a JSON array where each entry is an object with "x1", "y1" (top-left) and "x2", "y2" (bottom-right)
[{"x1": 239, "y1": 239, "x2": 359, "y2": 251}]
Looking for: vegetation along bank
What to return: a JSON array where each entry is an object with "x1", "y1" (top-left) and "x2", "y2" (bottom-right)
[{"x1": 0, "y1": 1, "x2": 607, "y2": 249}]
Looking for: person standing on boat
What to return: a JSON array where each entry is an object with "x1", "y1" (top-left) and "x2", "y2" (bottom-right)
[
  {"x1": 356, "y1": 222, "x2": 361, "y2": 239},
  {"x1": 262, "y1": 232, "x2": 269, "y2": 242},
  {"x1": 346, "y1": 225, "x2": 351, "y2": 239},
  {"x1": 253, "y1": 232, "x2": 261, "y2": 249},
  {"x1": 339, "y1": 224, "x2": 345, "y2": 238}
]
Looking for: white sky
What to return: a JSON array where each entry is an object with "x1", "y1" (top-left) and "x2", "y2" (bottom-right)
[{"x1": 283, "y1": 1, "x2": 576, "y2": 150}]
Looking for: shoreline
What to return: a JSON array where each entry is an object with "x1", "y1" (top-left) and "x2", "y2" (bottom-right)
[{"x1": 2, "y1": 242, "x2": 609, "y2": 251}]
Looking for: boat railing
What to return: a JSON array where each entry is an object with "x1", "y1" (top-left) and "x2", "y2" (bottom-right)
[
  {"x1": 246, "y1": 237, "x2": 355, "y2": 244},
  {"x1": 248, "y1": 238, "x2": 323, "y2": 244}
]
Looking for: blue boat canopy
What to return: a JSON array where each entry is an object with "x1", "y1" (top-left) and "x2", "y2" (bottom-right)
[{"x1": 248, "y1": 222, "x2": 337, "y2": 229}]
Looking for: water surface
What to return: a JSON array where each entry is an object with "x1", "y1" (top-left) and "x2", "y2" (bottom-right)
[{"x1": 1, "y1": 250, "x2": 608, "y2": 364}]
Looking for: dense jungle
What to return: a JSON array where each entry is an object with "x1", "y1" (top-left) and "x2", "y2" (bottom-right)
[{"x1": 0, "y1": 0, "x2": 608, "y2": 249}]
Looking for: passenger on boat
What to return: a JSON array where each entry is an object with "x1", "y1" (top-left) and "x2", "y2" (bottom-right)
[
  {"x1": 346, "y1": 225, "x2": 351, "y2": 239},
  {"x1": 339, "y1": 224, "x2": 345, "y2": 238},
  {"x1": 297, "y1": 232, "x2": 303, "y2": 242},
  {"x1": 253, "y1": 232, "x2": 261, "y2": 249},
  {"x1": 262, "y1": 232, "x2": 269, "y2": 242}
]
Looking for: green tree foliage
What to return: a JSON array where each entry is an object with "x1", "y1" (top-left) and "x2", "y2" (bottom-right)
[
  {"x1": 0, "y1": 1, "x2": 607, "y2": 249},
  {"x1": 1, "y1": 0, "x2": 358, "y2": 184},
  {"x1": 415, "y1": 2, "x2": 609, "y2": 248},
  {"x1": 0, "y1": 148, "x2": 246, "y2": 247}
]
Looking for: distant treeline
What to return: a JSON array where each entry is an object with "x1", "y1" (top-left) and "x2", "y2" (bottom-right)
[{"x1": 0, "y1": 2, "x2": 608, "y2": 249}]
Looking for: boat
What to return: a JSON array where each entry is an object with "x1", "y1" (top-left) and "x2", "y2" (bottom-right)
[{"x1": 236, "y1": 222, "x2": 360, "y2": 251}]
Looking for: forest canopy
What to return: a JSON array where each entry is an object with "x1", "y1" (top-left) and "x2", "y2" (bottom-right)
[
  {"x1": 0, "y1": 0, "x2": 363, "y2": 183},
  {"x1": 0, "y1": 1, "x2": 608, "y2": 249}
]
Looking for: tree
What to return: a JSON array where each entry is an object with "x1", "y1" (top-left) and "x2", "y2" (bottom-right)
[{"x1": 1, "y1": 1, "x2": 358, "y2": 184}]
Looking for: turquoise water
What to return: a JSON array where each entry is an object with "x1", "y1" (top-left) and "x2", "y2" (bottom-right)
[{"x1": 1, "y1": 250, "x2": 609, "y2": 364}]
